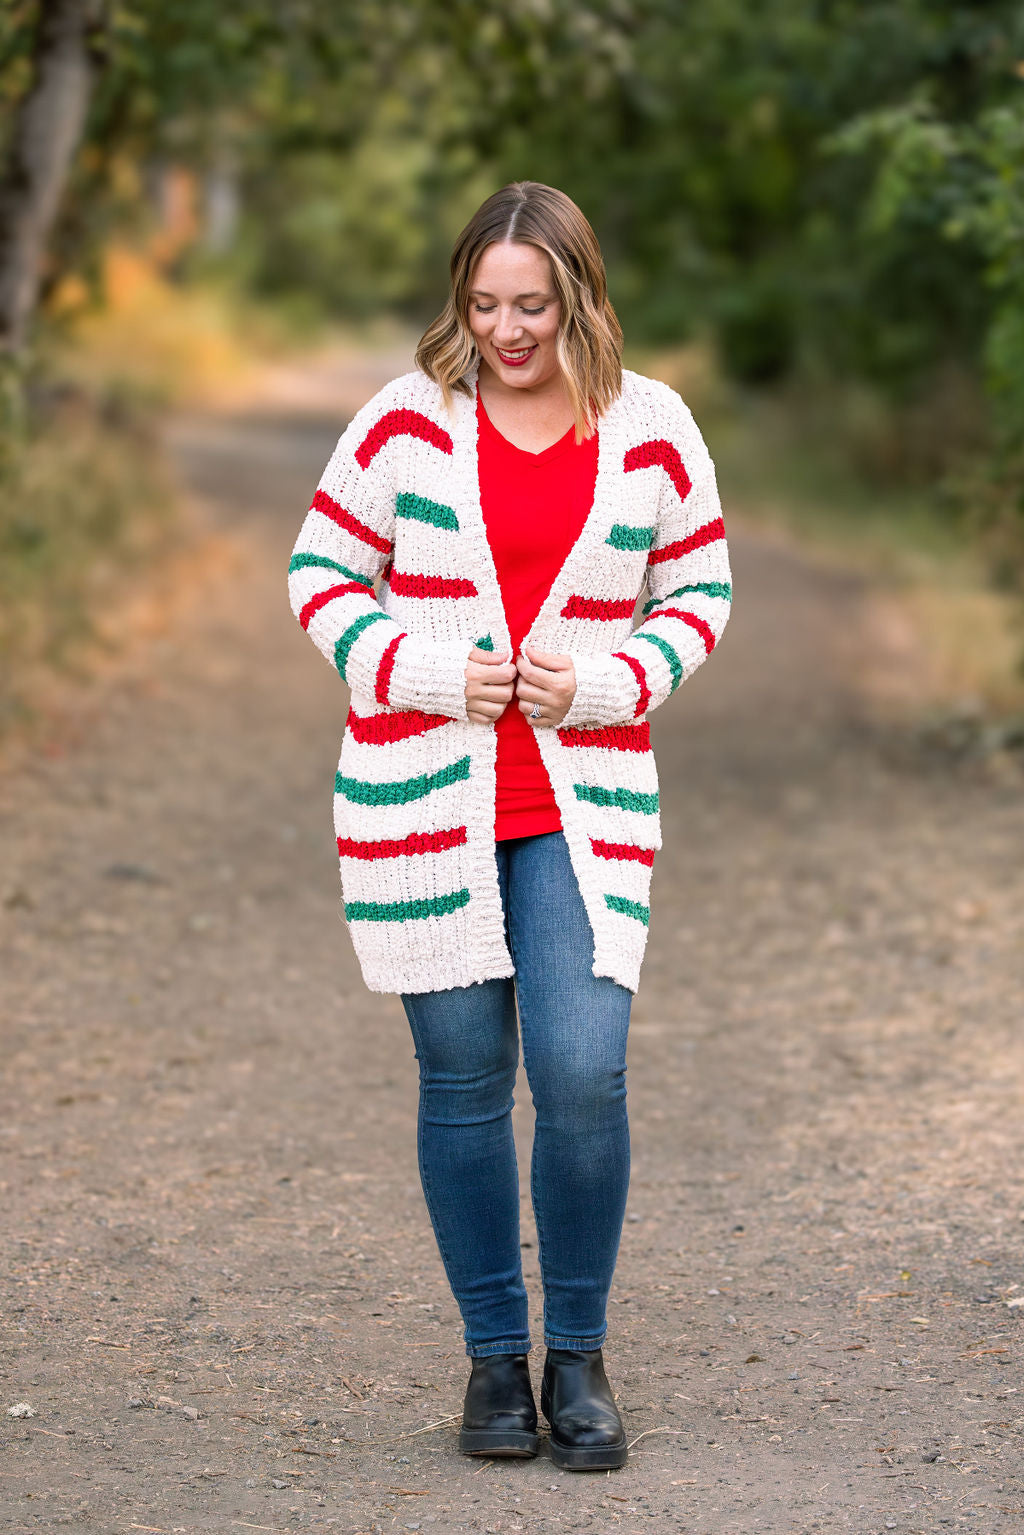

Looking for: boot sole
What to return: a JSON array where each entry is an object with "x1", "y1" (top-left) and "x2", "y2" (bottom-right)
[
  {"x1": 459, "y1": 1427, "x2": 539, "y2": 1457},
  {"x1": 546, "y1": 1429, "x2": 628, "y2": 1470}
]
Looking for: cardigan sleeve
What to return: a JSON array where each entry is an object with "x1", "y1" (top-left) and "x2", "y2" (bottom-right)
[
  {"x1": 286, "y1": 386, "x2": 473, "y2": 721},
  {"x1": 558, "y1": 387, "x2": 732, "y2": 730}
]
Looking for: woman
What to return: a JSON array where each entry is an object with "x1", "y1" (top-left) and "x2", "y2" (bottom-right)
[{"x1": 287, "y1": 182, "x2": 731, "y2": 1471}]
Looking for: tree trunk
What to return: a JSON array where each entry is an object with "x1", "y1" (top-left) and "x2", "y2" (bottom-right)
[{"x1": 0, "y1": 0, "x2": 105, "y2": 355}]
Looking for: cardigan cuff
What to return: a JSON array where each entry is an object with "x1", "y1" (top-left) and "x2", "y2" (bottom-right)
[
  {"x1": 559, "y1": 652, "x2": 642, "y2": 729},
  {"x1": 385, "y1": 635, "x2": 474, "y2": 722}
]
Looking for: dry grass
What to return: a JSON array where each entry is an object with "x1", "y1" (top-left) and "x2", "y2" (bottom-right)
[
  {"x1": 0, "y1": 398, "x2": 182, "y2": 732},
  {"x1": 51, "y1": 245, "x2": 295, "y2": 408},
  {"x1": 0, "y1": 248, "x2": 306, "y2": 745}
]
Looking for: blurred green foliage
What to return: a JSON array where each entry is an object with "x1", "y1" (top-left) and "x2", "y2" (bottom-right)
[{"x1": 3, "y1": 0, "x2": 1024, "y2": 570}]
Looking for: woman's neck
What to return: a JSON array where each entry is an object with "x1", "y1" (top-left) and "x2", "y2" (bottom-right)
[{"x1": 476, "y1": 361, "x2": 590, "y2": 453}]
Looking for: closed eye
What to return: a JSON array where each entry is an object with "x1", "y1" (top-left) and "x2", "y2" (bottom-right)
[{"x1": 472, "y1": 304, "x2": 547, "y2": 316}]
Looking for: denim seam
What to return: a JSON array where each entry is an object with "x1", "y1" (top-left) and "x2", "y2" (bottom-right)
[
  {"x1": 414, "y1": 1074, "x2": 466, "y2": 1333},
  {"x1": 510, "y1": 835, "x2": 630, "y2": 1352},
  {"x1": 409, "y1": 988, "x2": 531, "y2": 1359},
  {"x1": 505, "y1": 877, "x2": 557, "y2": 1351}
]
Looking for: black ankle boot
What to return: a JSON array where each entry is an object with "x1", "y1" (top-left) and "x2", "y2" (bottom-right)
[
  {"x1": 541, "y1": 1347, "x2": 628, "y2": 1470},
  {"x1": 459, "y1": 1353, "x2": 539, "y2": 1457}
]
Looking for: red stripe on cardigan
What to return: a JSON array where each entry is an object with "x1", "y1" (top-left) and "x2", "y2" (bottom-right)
[
  {"x1": 648, "y1": 607, "x2": 716, "y2": 653},
  {"x1": 624, "y1": 438, "x2": 692, "y2": 506},
  {"x1": 348, "y1": 703, "x2": 451, "y2": 744},
  {"x1": 311, "y1": 488, "x2": 391, "y2": 554},
  {"x1": 299, "y1": 582, "x2": 371, "y2": 630},
  {"x1": 556, "y1": 722, "x2": 651, "y2": 753},
  {"x1": 612, "y1": 650, "x2": 651, "y2": 717},
  {"x1": 389, "y1": 570, "x2": 478, "y2": 599},
  {"x1": 561, "y1": 594, "x2": 636, "y2": 621},
  {"x1": 355, "y1": 409, "x2": 454, "y2": 469},
  {"x1": 590, "y1": 837, "x2": 656, "y2": 867},
  {"x1": 649, "y1": 516, "x2": 725, "y2": 565},
  {"x1": 337, "y1": 826, "x2": 468, "y2": 860},
  {"x1": 373, "y1": 633, "x2": 405, "y2": 705}
]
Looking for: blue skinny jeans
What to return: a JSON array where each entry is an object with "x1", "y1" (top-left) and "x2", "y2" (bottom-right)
[{"x1": 400, "y1": 830, "x2": 632, "y2": 1357}]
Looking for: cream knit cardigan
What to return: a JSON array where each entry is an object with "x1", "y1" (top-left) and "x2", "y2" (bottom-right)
[{"x1": 287, "y1": 359, "x2": 731, "y2": 995}]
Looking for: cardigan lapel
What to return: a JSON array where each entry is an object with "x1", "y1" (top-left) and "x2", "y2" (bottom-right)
[
  {"x1": 448, "y1": 363, "x2": 513, "y2": 659},
  {"x1": 447, "y1": 361, "x2": 631, "y2": 656},
  {"x1": 521, "y1": 390, "x2": 629, "y2": 648}
]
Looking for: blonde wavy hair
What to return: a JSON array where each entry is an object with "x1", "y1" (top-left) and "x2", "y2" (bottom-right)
[{"x1": 416, "y1": 181, "x2": 623, "y2": 442}]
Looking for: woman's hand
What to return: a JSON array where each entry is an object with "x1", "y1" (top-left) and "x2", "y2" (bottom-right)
[
  {"x1": 465, "y1": 645, "x2": 517, "y2": 725},
  {"x1": 514, "y1": 644, "x2": 577, "y2": 728}
]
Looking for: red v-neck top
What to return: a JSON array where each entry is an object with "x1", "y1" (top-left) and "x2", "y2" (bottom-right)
[{"x1": 476, "y1": 389, "x2": 600, "y2": 840}]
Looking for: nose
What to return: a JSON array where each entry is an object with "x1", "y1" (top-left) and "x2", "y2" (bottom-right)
[{"x1": 493, "y1": 306, "x2": 525, "y2": 344}]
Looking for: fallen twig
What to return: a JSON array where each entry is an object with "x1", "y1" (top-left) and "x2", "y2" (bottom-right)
[
  {"x1": 357, "y1": 1410, "x2": 463, "y2": 1446},
  {"x1": 627, "y1": 1425, "x2": 691, "y2": 1450},
  {"x1": 393, "y1": 1411, "x2": 462, "y2": 1440}
]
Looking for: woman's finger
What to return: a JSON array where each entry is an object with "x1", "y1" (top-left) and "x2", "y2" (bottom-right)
[
  {"x1": 518, "y1": 644, "x2": 573, "y2": 673},
  {"x1": 469, "y1": 644, "x2": 514, "y2": 665},
  {"x1": 468, "y1": 698, "x2": 506, "y2": 722},
  {"x1": 516, "y1": 671, "x2": 573, "y2": 701},
  {"x1": 467, "y1": 660, "x2": 516, "y2": 685}
]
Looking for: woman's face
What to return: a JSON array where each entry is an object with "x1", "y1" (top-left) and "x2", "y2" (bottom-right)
[{"x1": 467, "y1": 241, "x2": 562, "y2": 391}]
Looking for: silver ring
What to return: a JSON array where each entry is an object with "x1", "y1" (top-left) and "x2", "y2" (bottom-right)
[{"x1": 529, "y1": 703, "x2": 542, "y2": 721}]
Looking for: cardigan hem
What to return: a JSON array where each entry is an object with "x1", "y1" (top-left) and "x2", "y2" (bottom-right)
[
  {"x1": 356, "y1": 953, "x2": 518, "y2": 996},
  {"x1": 592, "y1": 950, "x2": 643, "y2": 996},
  {"x1": 349, "y1": 946, "x2": 639, "y2": 997}
]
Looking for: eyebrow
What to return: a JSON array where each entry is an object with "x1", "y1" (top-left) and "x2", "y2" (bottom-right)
[{"x1": 468, "y1": 289, "x2": 551, "y2": 299}]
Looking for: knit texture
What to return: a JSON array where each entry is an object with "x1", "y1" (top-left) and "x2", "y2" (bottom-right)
[{"x1": 287, "y1": 361, "x2": 732, "y2": 994}]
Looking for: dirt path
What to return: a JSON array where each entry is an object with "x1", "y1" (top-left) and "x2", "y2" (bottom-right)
[{"x1": 1, "y1": 349, "x2": 1022, "y2": 1535}]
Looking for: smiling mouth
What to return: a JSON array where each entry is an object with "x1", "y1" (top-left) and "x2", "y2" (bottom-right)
[{"x1": 495, "y1": 345, "x2": 537, "y2": 367}]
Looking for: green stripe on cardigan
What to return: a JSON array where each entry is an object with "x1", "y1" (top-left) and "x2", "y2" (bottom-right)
[
  {"x1": 396, "y1": 492, "x2": 459, "y2": 530},
  {"x1": 606, "y1": 523, "x2": 655, "y2": 551},
  {"x1": 289, "y1": 552, "x2": 374, "y2": 585},
  {"x1": 334, "y1": 610, "x2": 391, "y2": 679},
  {"x1": 604, "y1": 893, "x2": 650, "y2": 925},
  {"x1": 573, "y1": 783, "x2": 659, "y2": 815},
  {"x1": 345, "y1": 888, "x2": 471, "y2": 922},
  {"x1": 635, "y1": 630, "x2": 682, "y2": 690},
  {"x1": 642, "y1": 581, "x2": 732, "y2": 616},
  {"x1": 335, "y1": 755, "x2": 471, "y2": 805}
]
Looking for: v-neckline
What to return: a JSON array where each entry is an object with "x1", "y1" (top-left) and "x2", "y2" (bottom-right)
[
  {"x1": 476, "y1": 388, "x2": 581, "y2": 462},
  {"x1": 455, "y1": 363, "x2": 623, "y2": 659}
]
